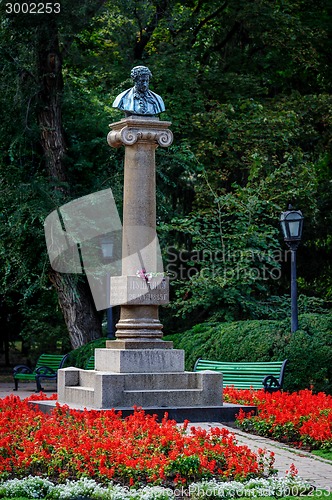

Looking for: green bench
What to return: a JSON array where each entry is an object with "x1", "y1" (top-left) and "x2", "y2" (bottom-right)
[
  {"x1": 13, "y1": 353, "x2": 69, "y2": 392},
  {"x1": 194, "y1": 359, "x2": 288, "y2": 392}
]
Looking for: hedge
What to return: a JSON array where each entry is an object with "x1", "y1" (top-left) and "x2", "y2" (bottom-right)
[
  {"x1": 65, "y1": 337, "x2": 107, "y2": 369},
  {"x1": 164, "y1": 313, "x2": 332, "y2": 394}
]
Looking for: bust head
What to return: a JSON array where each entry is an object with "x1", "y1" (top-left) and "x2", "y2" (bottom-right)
[{"x1": 131, "y1": 66, "x2": 152, "y2": 94}]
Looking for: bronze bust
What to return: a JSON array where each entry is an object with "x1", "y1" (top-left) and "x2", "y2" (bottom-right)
[{"x1": 112, "y1": 66, "x2": 165, "y2": 116}]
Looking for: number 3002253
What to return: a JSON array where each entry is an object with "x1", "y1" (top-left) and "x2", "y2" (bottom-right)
[{"x1": 6, "y1": 3, "x2": 61, "y2": 14}]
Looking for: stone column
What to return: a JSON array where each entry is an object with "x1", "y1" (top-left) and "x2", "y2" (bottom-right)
[{"x1": 107, "y1": 116, "x2": 173, "y2": 349}]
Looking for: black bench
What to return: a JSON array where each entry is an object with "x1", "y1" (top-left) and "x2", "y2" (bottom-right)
[
  {"x1": 194, "y1": 359, "x2": 288, "y2": 392},
  {"x1": 13, "y1": 353, "x2": 69, "y2": 392}
]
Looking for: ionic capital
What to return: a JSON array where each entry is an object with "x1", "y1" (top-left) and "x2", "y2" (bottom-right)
[{"x1": 107, "y1": 117, "x2": 173, "y2": 149}]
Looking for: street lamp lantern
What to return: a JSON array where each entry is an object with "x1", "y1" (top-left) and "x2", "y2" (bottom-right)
[
  {"x1": 280, "y1": 206, "x2": 304, "y2": 245},
  {"x1": 280, "y1": 205, "x2": 304, "y2": 333}
]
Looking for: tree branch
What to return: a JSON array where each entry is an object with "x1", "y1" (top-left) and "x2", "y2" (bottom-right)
[
  {"x1": 200, "y1": 20, "x2": 241, "y2": 66},
  {"x1": 1, "y1": 49, "x2": 37, "y2": 83},
  {"x1": 133, "y1": 0, "x2": 170, "y2": 60},
  {"x1": 191, "y1": 1, "x2": 228, "y2": 45}
]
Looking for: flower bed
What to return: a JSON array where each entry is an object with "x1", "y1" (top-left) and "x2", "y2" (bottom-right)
[
  {"x1": 0, "y1": 395, "x2": 275, "y2": 487},
  {"x1": 224, "y1": 388, "x2": 332, "y2": 451},
  {"x1": 0, "y1": 474, "x2": 313, "y2": 500}
]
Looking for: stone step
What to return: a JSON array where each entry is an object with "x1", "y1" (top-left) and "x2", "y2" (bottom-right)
[
  {"x1": 78, "y1": 370, "x2": 96, "y2": 388},
  {"x1": 122, "y1": 372, "x2": 202, "y2": 390},
  {"x1": 31, "y1": 400, "x2": 254, "y2": 424},
  {"x1": 125, "y1": 388, "x2": 202, "y2": 393},
  {"x1": 58, "y1": 367, "x2": 222, "y2": 410},
  {"x1": 64, "y1": 386, "x2": 94, "y2": 407},
  {"x1": 123, "y1": 387, "x2": 206, "y2": 407}
]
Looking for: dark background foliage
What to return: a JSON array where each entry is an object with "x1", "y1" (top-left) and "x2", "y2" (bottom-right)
[{"x1": 0, "y1": 0, "x2": 331, "y2": 362}]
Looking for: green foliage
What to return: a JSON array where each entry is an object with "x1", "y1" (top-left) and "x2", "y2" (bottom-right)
[
  {"x1": 0, "y1": 169, "x2": 67, "y2": 357},
  {"x1": 163, "y1": 184, "x2": 281, "y2": 324},
  {"x1": 243, "y1": 295, "x2": 331, "y2": 321},
  {"x1": 283, "y1": 316, "x2": 332, "y2": 393},
  {"x1": 0, "y1": 0, "x2": 123, "y2": 349},
  {"x1": 159, "y1": 91, "x2": 332, "y2": 328},
  {"x1": 164, "y1": 313, "x2": 332, "y2": 394},
  {"x1": 19, "y1": 295, "x2": 70, "y2": 365},
  {"x1": 66, "y1": 337, "x2": 107, "y2": 368}
]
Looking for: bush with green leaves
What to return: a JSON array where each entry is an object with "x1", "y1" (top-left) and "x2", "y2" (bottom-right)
[
  {"x1": 164, "y1": 313, "x2": 332, "y2": 394},
  {"x1": 65, "y1": 337, "x2": 107, "y2": 369}
]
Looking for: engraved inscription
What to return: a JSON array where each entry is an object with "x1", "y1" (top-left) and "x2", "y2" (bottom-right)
[{"x1": 110, "y1": 276, "x2": 169, "y2": 306}]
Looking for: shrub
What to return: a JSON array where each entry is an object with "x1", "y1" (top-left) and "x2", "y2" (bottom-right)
[
  {"x1": 164, "y1": 313, "x2": 332, "y2": 394},
  {"x1": 65, "y1": 338, "x2": 107, "y2": 369}
]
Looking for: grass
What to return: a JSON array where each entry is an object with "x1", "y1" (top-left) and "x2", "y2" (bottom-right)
[{"x1": 311, "y1": 449, "x2": 332, "y2": 461}]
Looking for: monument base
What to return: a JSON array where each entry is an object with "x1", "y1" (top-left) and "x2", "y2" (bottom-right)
[
  {"x1": 58, "y1": 348, "x2": 223, "y2": 410},
  {"x1": 30, "y1": 400, "x2": 257, "y2": 423}
]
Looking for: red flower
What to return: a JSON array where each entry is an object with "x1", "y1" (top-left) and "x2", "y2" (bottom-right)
[
  {"x1": 0, "y1": 394, "x2": 272, "y2": 486},
  {"x1": 224, "y1": 387, "x2": 332, "y2": 451}
]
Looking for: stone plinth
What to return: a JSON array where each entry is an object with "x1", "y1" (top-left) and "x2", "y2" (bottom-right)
[{"x1": 94, "y1": 348, "x2": 184, "y2": 372}]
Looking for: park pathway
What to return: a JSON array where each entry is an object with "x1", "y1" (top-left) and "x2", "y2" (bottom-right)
[{"x1": 194, "y1": 422, "x2": 332, "y2": 491}]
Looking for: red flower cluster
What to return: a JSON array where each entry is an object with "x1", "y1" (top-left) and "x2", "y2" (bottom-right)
[
  {"x1": 224, "y1": 387, "x2": 332, "y2": 451},
  {"x1": 0, "y1": 395, "x2": 274, "y2": 486}
]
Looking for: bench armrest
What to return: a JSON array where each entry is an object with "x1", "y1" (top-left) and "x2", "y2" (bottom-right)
[
  {"x1": 262, "y1": 374, "x2": 281, "y2": 392},
  {"x1": 13, "y1": 365, "x2": 33, "y2": 375},
  {"x1": 35, "y1": 365, "x2": 58, "y2": 392},
  {"x1": 35, "y1": 366, "x2": 56, "y2": 376}
]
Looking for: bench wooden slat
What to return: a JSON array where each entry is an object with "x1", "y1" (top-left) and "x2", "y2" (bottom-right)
[{"x1": 194, "y1": 358, "x2": 288, "y2": 392}]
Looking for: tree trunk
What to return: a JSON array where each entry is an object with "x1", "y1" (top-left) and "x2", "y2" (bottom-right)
[
  {"x1": 36, "y1": 24, "x2": 102, "y2": 348},
  {"x1": 49, "y1": 271, "x2": 102, "y2": 349}
]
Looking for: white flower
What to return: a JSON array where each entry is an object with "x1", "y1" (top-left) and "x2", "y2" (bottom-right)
[{"x1": 0, "y1": 475, "x2": 312, "y2": 499}]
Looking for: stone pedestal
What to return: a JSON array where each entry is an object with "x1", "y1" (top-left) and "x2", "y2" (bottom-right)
[
  {"x1": 58, "y1": 115, "x2": 223, "y2": 415},
  {"x1": 58, "y1": 338, "x2": 222, "y2": 410},
  {"x1": 58, "y1": 363, "x2": 222, "y2": 410}
]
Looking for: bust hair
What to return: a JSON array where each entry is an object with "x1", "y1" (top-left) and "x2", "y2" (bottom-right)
[{"x1": 131, "y1": 66, "x2": 152, "y2": 81}]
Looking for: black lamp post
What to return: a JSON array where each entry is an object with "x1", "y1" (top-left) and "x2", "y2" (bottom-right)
[
  {"x1": 280, "y1": 205, "x2": 304, "y2": 333},
  {"x1": 100, "y1": 236, "x2": 116, "y2": 340}
]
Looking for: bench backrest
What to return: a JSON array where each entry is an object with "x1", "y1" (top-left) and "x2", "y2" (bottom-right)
[
  {"x1": 85, "y1": 356, "x2": 95, "y2": 370},
  {"x1": 194, "y1": 359, "x2": 287, "y2": 390},
  {"x1": 35, "y1": 354, "x2": 68, "y2": 373}
]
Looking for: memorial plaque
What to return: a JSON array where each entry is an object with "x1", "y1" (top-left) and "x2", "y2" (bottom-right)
[{"x1": 110, "y1": 275, "x2": 169, "y2": 305}]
